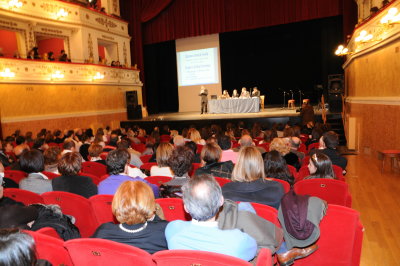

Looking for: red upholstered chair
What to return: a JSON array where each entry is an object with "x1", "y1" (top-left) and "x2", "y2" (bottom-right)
[
  {"x1": 155, "y1": 198, "x2": 191, "y2": 221},
  {"x1": 294, "y1": 178, "x2": 352, "y2": 207},
  {"x1": 332, "y1": 165, "x2": 345, "y2": 181},
  {"x1": 196, "y1": 144, "x2": 204, "y2": 154},
  {"x1": 255, "y1": 248, "x2": 273, "y2": 266},
  {"x1": 64, "y1": 238, "x2": 155, "y2": 266},
  {"x1": 294, "y1": 205, "x2": 363, "y2": 266},
  {"x1": 152, "y1": 250, "x2": 255, "y2": 266},
  {"x1": 298, "y1": 143, "x2": 307, "y2": 153},
  {"x1": 296, "y1": 166, "x2": 344, "y2": 182},
  {"x1": 131, "y1": 143, "x2": 146, "y2": 153},
  {"x1": 257, "y1": 142, "x2": 270, "y2": 152},
  {"x1": 24, "y1": 230, "x2": 73, "y2": 266},
  {"x1": 81, "y1": 161, "x2": 107, "y2": 178},
  {"x1": 3, "y1": 188, "x2": 44, "y2": 205},
  {"x1": 41, "y1": 191, "x2": 98, "y2": 237},
  {"x1": 302, "y1": 155, "x2": 310, "y2": 166},
  {"x1": 265, "y1": 178, "x2": 290, "y2": 193},
  {"x1": 300, "y1": 134, "x2": 309, "y2": 145},
  {"x1": 250, "y1": 202, "x2": 281, "y2": 227},
  {"x1": 145, "y1": 176, "x2": 172, "y2": 187},
  {"x1": 36, "y1": 227, "x2": 63, "y2": 240},
  {"x1": 4, "y1": 170, "x2": 27, "y2": 184},
  {"x1": 99, "y1": 174, "x2": 109, "y2": 183},
  {"x1": 140, "y1": 162, "x2": 157, "y2": 172},
  {"x1": 140, "y1": 154, "x2": 153, "y2": 163},
  {"x1": 89, "y1": 194, "x2": 117, "y2": 225},
  {"x1": 42, "y1": 171, "x2": 61, "y2": 180},
  {"x1": 307, "y1": 143, "x2": 319, "y2": 153},
  {"x1": 160, "y1": 134, "x2": 171, "y2": 143},
  {"x1": 99, "y1": 152, "x2": 108, "y2": 160},
  {"x1": 81, "y1": 172, "x2": 101, "y2": 185},
  {"x1": 214, "y1": 177, "x2": 232, "y2": 187},
  {"x1": 287, "y1": 165, "x2": 297, "y2": 180},
  {"x1": 137, "y1": 136, "x2": 147, "y2": 144},
  {"x1": 189, "y1": 163, "x2": 202, "y2": 177}
]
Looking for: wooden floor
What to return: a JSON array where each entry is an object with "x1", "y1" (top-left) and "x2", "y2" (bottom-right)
[{"x1": 345, "y1": 154, "x2": 400, "y2": 266}]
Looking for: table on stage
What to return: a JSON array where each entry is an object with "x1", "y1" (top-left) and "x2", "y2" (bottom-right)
[{"x1": 208, "y1": 97, "x2": 260, "y2": 114}]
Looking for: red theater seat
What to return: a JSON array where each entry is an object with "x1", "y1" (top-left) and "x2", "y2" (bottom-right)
[
  {"x1": 3, "y1": 188, "x2": 44, "y2": 205},
  {"x1": 89, "y1": 194, "x2": 117, "y2": 225},
  {"x1": 155, "y1": 198, "x2": 191, "y2": 221},
  {"x1": 4, "y1": 170, "x2": 27, "y2": 184},
  {"x1": 145, "y1": 176, "x2": 172, "y2": 187},
  {"x1": 81, "y1": 161, "x2": 107, "y2": 178}
]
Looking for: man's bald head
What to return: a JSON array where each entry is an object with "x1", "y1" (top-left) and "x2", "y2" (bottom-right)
[{"x1": 239, "y1": 135, "x2": 253, "y2": 147}]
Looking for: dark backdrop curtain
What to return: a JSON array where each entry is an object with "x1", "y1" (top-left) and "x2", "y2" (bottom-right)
[
  {"x1": 143, "y1": 41, "x2": 179, "y2": 114},
  {"x1": 219, "y1": 16, "x2": 343, "y2": 105}
]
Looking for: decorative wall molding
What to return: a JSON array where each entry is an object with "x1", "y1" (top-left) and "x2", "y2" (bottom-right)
[
  {"x1": 0, "y1": 58, "x2": 142, "y2": 86},
  {"x1": 346, "y1": 96, "x2": 400, "y2": 105},
  {"x1": 2, "y1": 108, "x2": 126, "y2": 123}
]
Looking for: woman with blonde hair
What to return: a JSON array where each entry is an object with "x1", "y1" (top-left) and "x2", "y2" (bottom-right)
[
  {"x1": 93, "y1": 181, "x2": 168, "y2": 254},
  {"x1": 269, "y1": 137, "x2": 300, "y2": 170},
  {"x1": 188, "y1": 128, "x2": 206, "y2": 145},
  {"x1": 221, "y1": 146, "x2": 284, "y2": 209},
  {"x1": 150, "y1": 142, "x2": 174, "y2": 177}
]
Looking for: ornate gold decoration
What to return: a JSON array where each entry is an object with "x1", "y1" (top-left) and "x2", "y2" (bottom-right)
[
  {"x1": 40, "y1": 3, "x2": 70, "y2": 14},
  {"x1": 123, "y1": 42, "x2": 127, "y2": 66},
  {"x1": 95, "y1": 17, "x2": 117, "y2": 29},
  {"x1": 88, "y1": 33, "x2": 94, "y2": 58},
  {"x1": 101, "y1": 35, "x2": 114, "y2": 40},
  {"x1": 40, "y1": 28, "x2": 63, "y2": 34}
]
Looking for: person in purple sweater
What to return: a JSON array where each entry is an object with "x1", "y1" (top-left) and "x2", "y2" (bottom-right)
[{"x1": 98, "y1": 149, "x2": 159, "y2": 197}]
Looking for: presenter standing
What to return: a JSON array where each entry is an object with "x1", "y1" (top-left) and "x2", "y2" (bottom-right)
[{"x1": 199, "y1": 86, "x2": 208, "y2": 114}]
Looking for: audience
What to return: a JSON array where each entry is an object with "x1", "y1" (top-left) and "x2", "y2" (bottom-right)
[
  {"x1": 0, "y1": 229, "x2": 39, "y2": 265},
  {"x1": 306, "y1": 153, "x2": 336, "y2": 180},
  {"x1": 93, "y1": 181, "x2": 168, "y2": 254},
  {"x1": 311, "y1": 131, "x2": 347, "y2": 170},
  {"x1": 19, "y1": 150, "x2": 52, "y2": 194},
  {"x1": 150, "y1": 142, "x2": 174, "y2": 177},
  {"x1": 88, "y1": 144, "x2": 106, "y2": 165},
  {"x1": 264, "y1": 150, "x2": 294, "y2": 186},
  {"x1": 195, "y1": 143, "x2": 234, "y2": 179},
  {"x1": 219, "y1": 135, "x2": 239, "y2": 163},
  {"x1": 269, "y1": 137, "x2": 300, "y2": 170},
  {"x1": 222, "y1": 146, "x2": 284, "y2": 209},
  {"x1": 43, "y1": 146, "x2": 62, "y2": 174},
  {"x1": 165, "y1": 174, "x2": 257, "y2": 261},
  {"x1": 52, "y1": 152, "x2": 98, "y2": 198}
]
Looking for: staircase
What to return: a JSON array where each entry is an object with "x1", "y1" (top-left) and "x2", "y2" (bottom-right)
[{"x1": 326, "y1": 113, "x2": 347, "y2": 146}]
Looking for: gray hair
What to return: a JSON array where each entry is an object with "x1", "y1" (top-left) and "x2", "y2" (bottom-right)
[{"x1": 182, "y1": 174, "x2": 222, "y2": 221}]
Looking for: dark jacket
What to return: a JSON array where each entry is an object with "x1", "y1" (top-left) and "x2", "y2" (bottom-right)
[
  {"x1": 195, "y1": 161, "x2": 234, "y2": 179},
  {"x1": 52, "y1": 175, "x2": 98, "y2": 198},
  {"x1": 222, "y1": 179, "x2": 285, "y2": 209}
]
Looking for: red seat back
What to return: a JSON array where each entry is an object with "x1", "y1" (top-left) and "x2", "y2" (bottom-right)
[
  {"x1": 80, "y1": 172, "x2": 101, "y2": 185},
  {"x1": 332, "y1": 165, "x2": 345, "y2": 181},
  {"x1": 214, "y1": 177, "x2": 232, "y2": 187},
  {"x1": 294, "y1": 178, "x2": 352, "y2": 207},
  {"x1": 307, "y1": 143, "x2": 319, "y2": 153},
  {"x1": 81, "y1": 161, "x2": 107, "y2": 178},
  {"x1": 155, "y1": 198, "x2": 191, "y2": 221},
  {"x1": 64, "y1": 238, "x2": 155, "y2": 266},
  {"x1": 145, "y1": 176, "x2": 173, "y2": 187},
  {"x1": 160, "y1": 135, "x2": 171, "y2": 143},
  {"x1": 152, "y1": 250, "x2": 253, "y2": 266},
  {"x1": 294, "y1": 205, "x2": 363, "y2": 266},
  {"x1": 25, "y1": 230, "x2": 73, "y2": 266},
  {"x1": 189, "y1": 163, "x2": 202, "y2": 177},
  {"x1": 302, "y1": 155, "x2": 310, "y2": 166},
  {"x1": 287, "y1": 165, "x2": 298, "y2": 180},
  {"x1": 266, "y1": 178, "x2": 290, "y2": 193},
  {"x1": 4, "y1": 170, "x2": 27, "y2": 184},
  {"x1": 41, "y1": 191, "x2": 98, "y2": 237},
  {"x1": 100, "y1": 152, "x2": 108, "y2": 160},
  {"x1": 36, "y1": 227, "x2": 63, "y2": 240},
  {"x1": 132, "y1": 143, "x2": 146, "y2": 153},
  {"x1": 196, "y1": 144, "x2": 204, "y2": 154},
  {"x1": 257, "y1": 142, "x2": 270, "y2": 151},
  {"x1": 89, "y1": 194, "x2": 117, "y2": 225},
  {"x1": 42, "y1": 171, "x2": 61, "y2": 180},
  {"x1": 140, "y1": 154, "x2": 153, "y2": 163},
  {"x1": 3, "y1": 188, "x2": 44, "y2": 205},
  {"x1": 296, "y1": 166, "x2": 310, "y2": 182},
  {"x1": 250, "y1": 202, "x2": 281, "y2": 227},
  {"x1": 140, "y1": 162, "x2": 158, "y2": 171},
  {"x1": 298, "y1": 143, "x2": 307, "y2": 153}
]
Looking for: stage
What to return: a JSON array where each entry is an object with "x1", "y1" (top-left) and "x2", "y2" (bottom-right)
[{"x1": 120, "y1": 106, "x2": 334, "y2": 133}]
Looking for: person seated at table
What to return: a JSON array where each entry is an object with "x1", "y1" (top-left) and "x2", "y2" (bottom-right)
[
  {"x1": 240, "y1": 87, "x2": 250, "y2": 98},
  {"x1": 232, "y1": 89, "x2": 239, "y2": 98},
  {"x1": 221, "y1": 90, "x2": 230, "y2": 99},
  {"x1": 251, "y1": 87, "x2": 260, "y2": 97}
]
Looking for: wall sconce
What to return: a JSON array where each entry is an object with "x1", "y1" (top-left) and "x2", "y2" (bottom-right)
[
  {"x1": 56, "y1": 8, "x2": 68, "y2": 19},
  {"x1": 335, "y1": 45, "x2": 352, "y2": 56},
  {"x1": 355, "y1": 30, "x2": 373, "y2": 43},
  {"x1": 0, "y1": 68, "x2": 15, "y2": 78},
  {"x1": 52, "y1": 70, "x2": 64, "y2": 80},
  {"x1": 380, "y1": 7, "x2": 400, "y2": 25},
  {"x1": 92, "y1": 72, "x2": 104, "y2": 80},
  {"x1": 8, "y1": 0, "x2": 23, "y2": 9}
]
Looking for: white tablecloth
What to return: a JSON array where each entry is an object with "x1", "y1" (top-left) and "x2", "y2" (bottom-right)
[{"x1": 209, "y1": 98, "x2": 260, "y2": 114}]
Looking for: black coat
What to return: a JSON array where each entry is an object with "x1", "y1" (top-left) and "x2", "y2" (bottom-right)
[{"x1": 52, "y1": 175, "x2": 98, "y2": 198}]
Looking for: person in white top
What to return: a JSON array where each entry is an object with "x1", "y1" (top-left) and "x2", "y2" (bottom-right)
[{"x1": 150, "y1": 143, "x2": 174, "y2": 177}]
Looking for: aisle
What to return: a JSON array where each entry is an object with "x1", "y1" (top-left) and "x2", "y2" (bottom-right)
[{"x1": 345, "y1": 154, "x2": 400, "y2": 266}]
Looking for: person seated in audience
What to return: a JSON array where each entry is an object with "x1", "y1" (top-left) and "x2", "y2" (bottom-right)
[
  {"x1": 195, "y1": 143, "x2": 234, "y2": 179},
  {"x1": 61, "y1": 140, "x2": 76, "y2": 155},
  {"x1": 305, "y1": 153, "x2": 336, "y2": 180},
  {"x1": 103, "y1": 133, "x2": 119, "y2": 152},
  {"x1": 258, "y1": 129, "x2": 277, "y2": 145},
  {"x1": 311, "y1": 131, "x2": 347, "y2": 171},
  {"x1": 150, "y1": 142, "x2": 174, "y2": 177},
  {"x1": 188, "y1": 128, "x2": 206, "y2": 145},
  {"x1": 269, "y1": 137, "x2": 300, "y2": 170},
  {"x1": 98, "y1": 149, "x2": 158, "y2": 197},
  {"x1": 58, "y1": 49, "x2": 69, "y2": 62},
  {"x1": 48, "y1": 51, "x2": 55, "y2": 61},
  {"x1": 78, "y1": 134, "x2": 91, "y2": 161},
  {"x1": 51, "y1": 152, "x2": 97, "y2": 198},
  {"x1": 185, "y1": 141, "x2": 201, "y2": 163},
  {"x1": 32, "y1": 138, "x2": 49, "y2": 153},
  {"x1": 142, "y1": 137, "x2": 156, "y2": 155},
  {"x1": 234, "y1": 134, "x2": 266, "y2": 155},
  {"x1": 165, "y1": 174, "x2": 257, "y2": 261},
  {"x1": 240, "y1": 87, "x2": 250, "y2": 98},
  {"x1": 117, "y1": 139, "x2": 143, "y2": 168},
  {"x1": 305, "y1": 126, "x2": 323, "y2": 148},
  {"x1": 163, "y1": 146, "x2": 194, "y2": 187},
  {"x1": 93, "y1": 181, "x2": 168, "y2": 254},
  {"x1": 88, "y1": 144, "x2": 106, "y2": 165},
  {"x1": 53, "y1": 129, "x2": 64, "y2": 144},
  {"x1": 43, "y1": 146, "x2": 62, "y2": 174},
  {"x1": 219, "y1": 135, "x2": 238, "y2": 164},
  {"x1": 173, "y1": 135, "x2": 185, "y2": 147},
  {"x1": 94, "y1": 132, "x2": 106, "y2": 148},
  {"x1": 0, "y1": 229, "x2": 43, "y2": 265},
  {"x1": 264, "y1": 150, "x2": 294, "y2": 186},
  {"x1": 127, "y1": 129, "x2": 141, "y2": 145},
  {"x1": 289, "y1": 137, "x2": 305, "y2": 163},
  {"x1": 10, "y1": 145, "x2": 29, "y2": 171},
  {"x1": 14, "y1": 136, "x2": 29, "y2": 154},
  {"x1": 221, "y1": 146, "x2": 284, "y2": 209},
  {"x1": 0, "y1": 141, "x2": 13, "y2": 167},
  {"x1": 19, "y1": 150, "x2": 52, "y2": 194}
]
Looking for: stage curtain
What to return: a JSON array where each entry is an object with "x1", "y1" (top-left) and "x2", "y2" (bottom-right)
[
  {"x1": 141, "y1": 0, "x2": 174, "y2": 22},
  {"x1": 142, "y1": 0, "x2": 343, "y2": 44}
]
